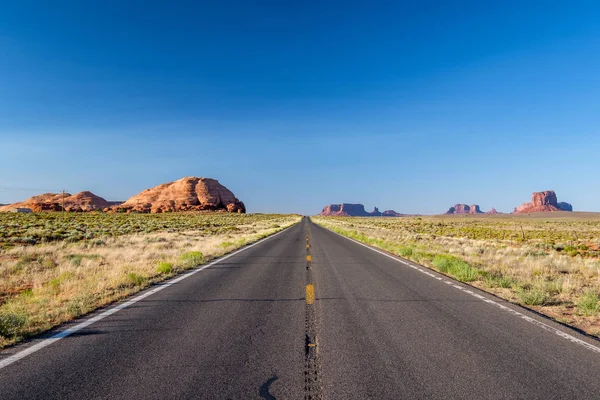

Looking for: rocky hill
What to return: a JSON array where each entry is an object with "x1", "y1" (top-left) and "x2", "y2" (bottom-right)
[
  {"x1": 319, "y1": 204, "x2": 405, "y2": 217},
  {"x1": 514, "y1": 191, "x2": 572, "y2": 213},
  {"x1": 112, "y1": 177, "x2": 245, "y2": 214},
  {"x1": 0, "y1": 191, "x2": 111, "y2": 212}
]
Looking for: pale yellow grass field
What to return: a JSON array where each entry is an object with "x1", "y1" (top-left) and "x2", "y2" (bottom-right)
[
  {"x1": 0, "y1": 214, "x2": 300, "y2": 348},
  {"x1": 312, "y1": 215, "x2": 600, "y2": 337}
]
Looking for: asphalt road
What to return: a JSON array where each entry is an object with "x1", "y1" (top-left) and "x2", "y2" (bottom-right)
[{"x1": 1, "y1": 217, "x2": 600, "y2": 399}]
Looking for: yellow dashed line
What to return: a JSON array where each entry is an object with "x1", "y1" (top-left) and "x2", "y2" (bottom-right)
[
  {"x1": 306, "y1": 255, "x2": 312, "y2": 262},
  {"x1": 305, "y1": 284, "x2": 315, "y2": 305}
]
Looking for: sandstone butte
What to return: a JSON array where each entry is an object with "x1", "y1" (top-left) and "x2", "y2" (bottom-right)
[
  {"x1": 110, "y1": 177, "x2": 246, "y2": 214},
  {"x1": 319, "y1": 204, "x2": 406, "y2": 217},
  {"x1": 445, "y1": 204, "x2": 503, "y2": 215},
  {"x1": 0, "y1": 191, "x2": 111, "y2": 212},
  {"x1": 446, "y1": 204, "x2": 483, "y2": 215},
  {"x1": 513, "y1": 190, "x2": 572, "y2": 213}
]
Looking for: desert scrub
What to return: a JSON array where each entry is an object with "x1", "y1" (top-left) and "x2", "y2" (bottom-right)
[
  {"x1": 312, "y1": 215, "x2": 600, "y2": 337},
  {"x1": 0, "y1": 213, "x2": 301, "y2": 348},
  {"x1": 578, "y1": 291, "x2": 600, "y2": 316},
  {"x1": 0, "y1": 212, "x2": 298, "y2": 246}
]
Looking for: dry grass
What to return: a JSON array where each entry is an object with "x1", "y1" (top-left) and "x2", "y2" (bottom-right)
[
  {"x1": 312, "y1": 215, "x2": 600, "y2": 337},
  {"x1": 0, "y1": 213, "x2": 300, "y2": 348}
]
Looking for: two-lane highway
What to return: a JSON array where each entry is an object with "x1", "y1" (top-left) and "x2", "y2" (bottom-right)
[{"x1": 1, "y1": 217, "x2": 600, "y2": 399}]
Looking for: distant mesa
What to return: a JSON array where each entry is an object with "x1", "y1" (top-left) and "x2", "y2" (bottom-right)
[
  {"x1": 446, "y1": 204, "x2": 483, "y2": 215},
  {"x1": 513, "y1": 190, "x2": 572, "y2": 213},
  {"x1": 319, "y1": 203, "x2": 406, "y2": 217},
  {"x1": 445, "y1": 204, "x2": 502, "y2": 215},
  {"x1": 382, "y1": 209, "x2": 405, "y2": 216},
  {"x1": 111, "y1": 177, "x2": 246, "y2": 214},
  {"x1": 0, "y1": 191, "x2": 111, "y2": 212}
]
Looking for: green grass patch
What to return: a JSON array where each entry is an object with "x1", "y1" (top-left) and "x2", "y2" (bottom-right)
[
  {"x1": 156, "y1": 262, "x2": 173, "y2": 274},
  {"x1": 397, "y1": 246, "x2": 413, "y2": 257},
  {"x1": 126, "y1": 272, "x2": 146, "y2": 287},
  {"x1": 431, "y1": 254, "x2": 479, "y2": 282},
  {"x1": 485, "y1": 275, "x2": 514, "y2": 289}
]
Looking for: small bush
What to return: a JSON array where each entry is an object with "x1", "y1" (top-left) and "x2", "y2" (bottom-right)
[
  {"x1": 126, "y1": 272, "x2": 146, "y2": 287},
  {"x1": 179, "y1": 251, "x2": 204, "y2": 268},
  {"x1": 577, "y1": 291, "x2": 600, "y2": 316},
  {"x1": 518, "y1": 288, "x2": 549, "y2": 306},
  {"x1": 397, "y1": 246, "x2": 413, "y2": 257},
  {"x1": 496, "y1": 277, "x2": 514, "y2": 288},
  {"x1": 156, "y1": 262, "x2": 173, "y2": 274},
  {"x1": 0, "y1": 309, "x2": 28, "y2": 338},
  {"x1": 67, "y1": 294, "x2": 95, "y2": 317},
  {"x1": 66, "y1": 255, "x2": 83, "y2": 266},
  {"x1": 219, "y1": 241, "x2": 234, "y2": 249}
]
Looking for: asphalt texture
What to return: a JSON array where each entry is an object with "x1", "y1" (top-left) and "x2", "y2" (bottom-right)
[{"x1": 1, "y1": 217, "x2": 600, "y2": 399}]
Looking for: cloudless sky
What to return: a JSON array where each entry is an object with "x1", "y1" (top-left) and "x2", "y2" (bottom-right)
[{"x1": 1, "y1": 1, "x2": 599, "y2": 214}]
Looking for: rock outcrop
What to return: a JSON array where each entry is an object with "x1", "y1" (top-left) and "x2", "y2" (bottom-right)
[
  {"x1": 514, "y1": 191, "x2": 572, "y2": 213},
  {"x1": 112, "y1": 177, "x2": 245, "y2": 214},
  {"x1": 0, "y1": 191, "x2": 111, "y2": 212},
  {"x1": 319, "y1": 204, "x2": 369, "y2": 216},
  {"x1": 486, "y1": 208, "x2": 501, "y2": 215},
  {"x1": 319, "y1": 204, "x2": 405, "y2": 217},
  {"x1": 382, "y1": 210, "x2": 406, "y2": 217},
  {"x1": 557, "y1": 202, "x2": 573, "y2": 212},
  {"x1": 446, "y1": 204, "x2": 484, "y2": 215}
]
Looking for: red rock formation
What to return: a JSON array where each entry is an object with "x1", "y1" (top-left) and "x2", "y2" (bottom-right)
[
  {"x1": 486, "y1": 208, "x2": 501, "y2": 215},
  {"x1": 514, "y1": 191, "x2": 572, "y2": 213},
  {"x1": 112, "y1": 177, "x2": 245, "y2": 214},
  {"x1": 63, "y1": 191, "x2": 112, "y2": 212},
  {"x1": 319, "y1": 204, "x2": 405, "y2": 217},
  {"x1": 319, "y1": 204, "x2": 369, "y2": 216},
  {"x1": 382, "y1": 210, "x2": 407, "y2": 217},
  {"x1": 469, "y1": 204, "x2": 482, "y2": 214},
  {"x1": 0, "y1": 192, "x2": 110, "y2": 212},
  {"x1": 446, "y1": 204, "x2": 484, "y2": 215}
]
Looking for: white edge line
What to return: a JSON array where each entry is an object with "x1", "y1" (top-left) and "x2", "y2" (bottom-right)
[
  {"x1": 0, "y1": 224, "x2": 296, "y2": 370},
  {"x1": 321, "y1": 225, "x2": 600, "y2": 355}
]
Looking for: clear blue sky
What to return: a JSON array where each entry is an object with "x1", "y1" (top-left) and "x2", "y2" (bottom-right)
[{"x1": 1, "y1": 1, "x2": 599, "y2": 214}]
